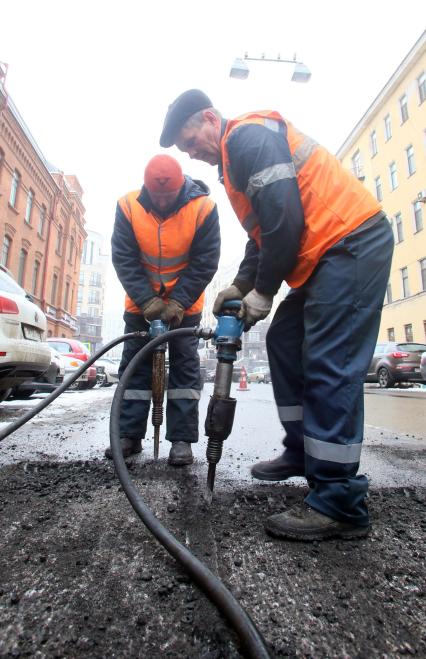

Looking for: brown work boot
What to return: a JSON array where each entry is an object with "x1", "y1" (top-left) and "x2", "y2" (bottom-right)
[
  {"x1": 168, "y1": 441, "x2": 193, "y2": 466},
  {"x1": 251, "y1": 452, "x2": 305, "y2": 481},
  {"x1": 104, "y1": 437, "x2": 142, "y2": 460},
  {"x1": 264, "y1": 503, "x2": 370, "y2": 542}
]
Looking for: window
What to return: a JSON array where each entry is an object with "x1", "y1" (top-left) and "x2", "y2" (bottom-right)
[
  {"x1": 76, "y1": 304, "x2": 81, "y2": 316},
  {"x1": 32, "y1": 260, "x2": 40, "y2": 296},
  {"x1": 406, "y1": 145, "x2": 416, "y2": 176},
  {"x1": 77, "y1": 286, "x2": 84, "y2": 303},
  {"x1": 395, "y1": 213, "x2": 404, "y2": 243},
  {"x1": 79, "y1": 271, "x2": 84, "y2": 285},
  {"x1": 90, "y1": 271, "x2": 102, "y2": 286},
  {"x1": 420, "y1": 258, "x2": 426, "y2": 292},
  {"x1": 387, "y1": 328, "x2": 395, "y2": 342},
  {"x1": 9, "y1": 170, "x2": 20, "y2": 207},
  {"x1": 351, "y1": 150, "x2": 363, "y2": 179},
  {"x1": 56, "y1": 225, "x2": 63, "y2": 254},
  {"x1": 384, "y1": 114, "x2": 392, "y2": 141},
  {"x1": 374, "y1": 176, "x2": 383, "y2": 202},
  {"x1": 413, "y1": 201, "x2": 423, "y2": 233},
  {"x1": 404, "y1": 324, "x2": 413, "y2": 342},
  {"x1": 88, "y1": 289, "x2": 100, "y2": 304},
  {"x1": 401, "y1": 267, "x2": 410, "y2": 298},
  {"x1": 370, "y1": 130, "x2": 378, "y2": 157},
  {"x1": 1, "y1": 235, "x2": 11, "y2": 267},
  {"x1": 25, "y1": 189, "x2": 34, "y2": 224},
  {"x1": 418, "y1": 71, "x2": 426, "y2": 104},
  {"x1": 64, "y1": 282, "x2": 70, "y2": 310},
  {"x1": 389, "y1": 161, "x2": 398, "y2": 190},
  {"x1": 51, "y1": 274, "x2": 58, "y2": 305},
  {"x1": 69, "y1": 236, "x2": 75, "y2": 263},
  {"x1": 38, "y1": 205, "x2": 46, "y2": 237},
  {"x1": 385, "y1": 281, "x2": 392, "y2": 304},
  {"x1": 399, "y1": 94, "x2": 408, "y2": 123},
  {"x1": 18, "y1": 249, "x2": 27, "y2": 287}
]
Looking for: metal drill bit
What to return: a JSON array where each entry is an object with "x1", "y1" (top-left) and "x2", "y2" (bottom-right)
[
  {"x1": 154, "y1": 426, "x2": 160, "y2": 460},
  {"x1": 206, "y1": 463, "x2": 216, "y2": 502}
]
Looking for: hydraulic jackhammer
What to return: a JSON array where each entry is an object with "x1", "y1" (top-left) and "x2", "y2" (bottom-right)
[
  {"x1": 205, "y1": 300, "x2": 244, "y2": 499},
  {"x1": 149, "y1": 320, "x2": 168, "y2": 460}
]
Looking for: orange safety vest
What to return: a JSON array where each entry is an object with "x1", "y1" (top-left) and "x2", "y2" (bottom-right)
[
  {"x1": 118, "y1": 193, "x2": 214, "y2": 314},
  {"x1": 221, "y1": 111, "x2": 382, "y2": 288}
]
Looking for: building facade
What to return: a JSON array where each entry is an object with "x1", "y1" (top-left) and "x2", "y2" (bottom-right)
[
  {"x1": 75, "y1": 230, "x2": 109, "y2": 353},
  {"x1": 337, "y1": 31, "x2": 426, "y2": 343},
  {"x1": 0, "y1": 72, "x2": 86, "y2": 337}
]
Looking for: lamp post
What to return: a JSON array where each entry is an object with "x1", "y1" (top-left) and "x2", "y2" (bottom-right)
[{"x1": 230, "y1": 54, "x2": 311, "y2": 83}]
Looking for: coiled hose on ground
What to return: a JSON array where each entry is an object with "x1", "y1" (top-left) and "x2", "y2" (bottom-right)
[{"x1": 0, "y1": 328, "x2": 271, "y2": 659}]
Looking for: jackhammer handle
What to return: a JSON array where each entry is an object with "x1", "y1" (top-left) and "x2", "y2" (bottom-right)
[{"x1": 216, "y1": 299, "x2": 242, "y2": 317}]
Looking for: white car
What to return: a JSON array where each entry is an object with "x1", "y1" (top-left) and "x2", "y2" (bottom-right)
[
  {"x1": 95, "y1": 357, "x2": 119, "y2": 387},
  {"x1": 0, "y1": 266, "x2": 51, "y2": 402}
]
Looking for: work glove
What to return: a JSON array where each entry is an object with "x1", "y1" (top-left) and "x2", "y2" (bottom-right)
[
  {"x1": 141, "y1": 296, "x2": 167, "y2": 322},
  {"x1": 160, "y1": 299, "x2": 185, "y2": 329},
  {"x1": 212, "y1": 284, "x2": 243, "y2": 315},
  {"x1": 238, "y1": 290, "x2": 273, "y2": 330}
]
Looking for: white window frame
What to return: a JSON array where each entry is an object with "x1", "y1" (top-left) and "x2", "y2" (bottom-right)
[
  {"x1": 389, "y1": 161, "x2": 398, "y2": 191},
  {"x1": 384, "y1": 114, "x2": 392, "y2": 141},
  {"x1": 9, "y1": 170, "x2": 20, "y2": 207},
  {"x1": 25, "y1": 189, "x2": 34, "y2": 224},
  {"x1": 406, "y1": 145, "x2": 415, "y2": 176},
  {"x1": 399, "y1": 94, "x2": 409, "y2": 123}
]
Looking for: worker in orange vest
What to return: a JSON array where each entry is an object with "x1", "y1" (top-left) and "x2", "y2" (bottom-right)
[
  {"x1": 160, "y1": 90, "x2": 394, "y2": 540},
  {"x1": 105, "y1": 155, "x2": 220, "y2": 465}
]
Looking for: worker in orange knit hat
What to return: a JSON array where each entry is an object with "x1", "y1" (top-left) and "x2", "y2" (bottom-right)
[{"x1": 106, "y1": 154, "x2": 220, "y2": 465}]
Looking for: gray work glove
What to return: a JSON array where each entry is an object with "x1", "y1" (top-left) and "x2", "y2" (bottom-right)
[
  {"x1": 141, "y1": 296, "x2": 167, "y2": 322},
  {"x1": 212, "y1": 284, "x2": 243, "y2": 315},
  {"x1": 238, "y1": 290, "x2": 273, "y2": 330},
  {"x1": 160, "y1": 299, "x2": 185, "y2": 329}
]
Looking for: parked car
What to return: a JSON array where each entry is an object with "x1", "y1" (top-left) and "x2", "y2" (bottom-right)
[
  {"x1": 46, "y1": 337, "x2": 90, "y2": 362},
  {"x1": 10, "y1": 347, "x2": 66, "y2": 399},
  {"x1": 0, "y1": 266, "x2": 51, "y2": 402},
  {"x1": 95, "y1": 358, "x2": 119, "y2": 387},
  {"x1": 80, "y1": 365, "x2": 97, "y2": 389},
  {"x1": 61, "y1": 355, "x2": 89, "y2": 389},
  {"x1": 420, "y1": 352, "x2": 426, "y2": 381},
  {"x1": 365, "y1": 342, "x2": 426, "y2": 388},
  {"x1": 247, "y1": 365, "x2": 271, "y2": 384}
]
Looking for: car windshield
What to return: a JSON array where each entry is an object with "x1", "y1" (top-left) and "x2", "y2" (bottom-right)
[{"x1": 0, "y1": 270, "x2": 25, "y2": 295}]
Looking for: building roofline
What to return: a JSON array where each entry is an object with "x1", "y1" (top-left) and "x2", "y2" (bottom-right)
[{"x1": 336, "y1": 30, "x2": 426, "y2": 158}]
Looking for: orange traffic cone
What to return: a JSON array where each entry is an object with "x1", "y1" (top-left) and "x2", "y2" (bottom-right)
[{"x1": 237, "y1": 366, "x2": 249, "y2": 391}]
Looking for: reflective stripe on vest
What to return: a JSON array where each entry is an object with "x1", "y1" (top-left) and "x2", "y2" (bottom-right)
[
  {"x1": 119, "y1": 194, "x2": 214, "y2": 314},
  {"x1": 221, "y1": 111, "x2": 382, "y2": 288}
]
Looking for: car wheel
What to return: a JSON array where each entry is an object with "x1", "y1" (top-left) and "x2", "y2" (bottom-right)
[
  {"x1": 377, "y1": 367, "x2": 394, "y2": 388},
  {"x1": 0, "y1": 388, "x2": 12, "y2": 403}
]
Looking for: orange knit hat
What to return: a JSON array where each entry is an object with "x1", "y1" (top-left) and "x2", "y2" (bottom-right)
[{"x1": 144, "y1": 155, "x2": 184, "y2": 193}]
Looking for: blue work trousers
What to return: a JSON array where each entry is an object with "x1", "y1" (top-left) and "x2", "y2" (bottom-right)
[
  {"x1": 266, "y1": 217, "x2": 394, "y2": 525},
  {"x1": 119, "y1": 312, "x2": 202, "y2": 443}
]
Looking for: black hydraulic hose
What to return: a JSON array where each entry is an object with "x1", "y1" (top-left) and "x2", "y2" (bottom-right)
[
  {"x1": 110, "y1": 326, "x2": 271, "y2": 659},
  {"x1": 0, "y1": 332, "x2": 148, "y2": 442}
]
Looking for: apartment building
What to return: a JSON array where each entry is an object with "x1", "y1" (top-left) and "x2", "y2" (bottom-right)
[
  {"x1": 75, "y1": 230, "x2": 109, "y2": 352},
  {"x1": 337, "y1": 31, "x2": 426, "y2": 343},
  {"x1": 0, "y1": 68, "x2": 86, "y2": 337}
]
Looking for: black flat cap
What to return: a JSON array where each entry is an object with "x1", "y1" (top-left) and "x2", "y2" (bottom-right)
[{"x1": 160, "y1": 89, "x2": 213, "y2": 147}]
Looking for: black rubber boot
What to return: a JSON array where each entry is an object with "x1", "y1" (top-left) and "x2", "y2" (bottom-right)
[
  {"x1": 104, "y1": 437, "x2": 142, "y2": 460},
  {"x1": 251, "y1": 451, "x2": 305, "y2": 481},
  {"x1": 168, "y1": 441, "x2": 193, "y2": 466},
  {"x1": 264, "y1": 503, "x2": 371, "y2": 541}
]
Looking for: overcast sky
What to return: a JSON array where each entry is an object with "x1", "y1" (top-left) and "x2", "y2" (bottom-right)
[{"x1": 2, "y1": 1, "x2": 425, "y2": 306}]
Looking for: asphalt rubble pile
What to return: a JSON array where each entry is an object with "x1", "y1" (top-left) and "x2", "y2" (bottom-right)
[{"x1": 0, "y1": 459, "x2": 425, "y2": 658}]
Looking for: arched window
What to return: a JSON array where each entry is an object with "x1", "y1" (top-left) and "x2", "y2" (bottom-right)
[
  {"x1": 51, "y1": 273, "x2": 58, "y2": 305},
  {"x1": 9, "y1": 170, "x2": 21, "y2": 208},
  {"x1": 69, "y1": 235, "x2": 75, "y2": 263},
  {"x1": 64, "y1": 281, "x2": 70, "y2": 310},
  {"x1": 32, "y1": 260, "x2": 41, "y2": 296},
  {"x1": 18, "y1": 248, "x2": 28, "y2": 286},
  {"x1": 56, "y1": 225, "x2": 63, "y2": 254},
  {"x1": 1, "y1": 235, "x2": 11, "y2": 267}
]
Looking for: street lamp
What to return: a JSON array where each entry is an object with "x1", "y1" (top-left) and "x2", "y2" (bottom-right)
[{"x1": 230, "y1": 54, "x2": 311, "y2": 83}]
